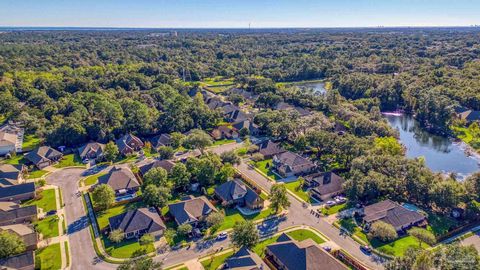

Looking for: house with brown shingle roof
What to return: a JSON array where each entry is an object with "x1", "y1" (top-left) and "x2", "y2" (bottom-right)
[
  {"x1": 214, "y1": 179, "x2": 264, "y2": 210},
  {"x1": 24, "y1": 146, "x2": 63, "y2": 169},
  {"x1": 305, "y1": 172, "x2": 345, "y2": 201},
  {"x1": 138, "y1": 159, "x2": 176, "y2": 176},
  {"x1": 168, "y1": 196, "x2": 217, "y2": 226},
  {"x1": 116, "y1": 134, "x2": 144, "y2": 156},
  {"x1": 273, "y1": 151, "x2": 315, "y2": 177},
  {"x1": 210, "y1": 126, "x2": 239, "y2": 140},
  {"x1": 361, "y1": 199, "x2": 427, "y2": 232},
  {"x1": 256, "y1": 140, "x2": 285, "y2": 159},
  {"x1": 150, "y1": 134, "x2": 172, "y2": 149},
  {"x1": 0, "y1": 164, "x2": 27, "y2": 188},
  {"x1": 98, "y1": 166, "x2": 140, "y2": 195},
  {"x1": 108, "y1": 207, "x2": 166, "y2": 239},
  {"x1": 78, "y1": 142, "x2": 105, "y2": 161},
  {"x1": 265, "y1": 233, "x2": 348, "y2": 270}
]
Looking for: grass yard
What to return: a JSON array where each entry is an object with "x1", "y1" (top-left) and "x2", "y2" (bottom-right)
[
  {"x1": 27, "y1": 169, "x2": 48, "y2": 179},
  {"x1": 22, "y1": 134, "x2": 41, "y2": 152},
  {"x1": 321, "y1": 202, "x2": 350, "y2": 216},
  {"x1": 3, "y1": 155, "x2": 26, "y2": 165},
  {"x1": 102, "y1": 235, "x2": 155, "y2": 258},
  {"x1": 34, "y1": 215, "x2": 60, "y2": 239},
  {"x1": 286, "y1": 229, "x2": 325, "y2": 244},
  {"x1": 216, "y1": 207, "x2": 275, "y2": 232},
  {"x1": 284, "y1": 181, "x2": 313, "y2": 203},
  {"x1": 253, "y1": 235, "x2": 280, "y2": 257},
  {"x1": 201, "y1": 250, "x2": 234, "y2": 270},
  {"x1": 22, "y1": 188, "x2": 57, "y2": 212},
  {"x1": 35, "y1": 243, "x2": 62, "y2": 270},
  {"x1": 54, "y1": 154, "x2": 84, "y2": 168},
  {"x1": 95, "y1": 201, "x2": 143, "y2": 230},
  {"x1": 426, "y1": 212, "x2": 459, "y2": 237},
  {"x1": 254, "y1": 159, "x2": 281, "y2": 180},
  {"x1": 212, "y1": 139, "x2": 235, "y2": 146},
  {"x1": 83, "y1": 172, "x2": 106, "y2": 186}
]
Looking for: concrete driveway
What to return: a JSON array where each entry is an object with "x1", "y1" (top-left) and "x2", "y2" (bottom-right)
[
  {"x1": 47, "y1": 168, "x2": 116, "y2": 270},
  {"x1": 461, "y1": 233, "x2": 480, "y2": 252}
]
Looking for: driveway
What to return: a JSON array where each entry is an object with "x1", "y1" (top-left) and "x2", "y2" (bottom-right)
[{"x1": 46, "y1": 168, "x2": 116, "y2": 270}]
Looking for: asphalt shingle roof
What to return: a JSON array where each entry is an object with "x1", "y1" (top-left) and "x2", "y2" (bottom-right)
[
  {"x1": 168, "y1": 196, "x2": 216, "y2": 225},
  {"x1": 98, "y1": 166, "x2": 140, "y2": 192},
  {"x1": 109, "y1": 208, "x2": 166, "y2": 235}
]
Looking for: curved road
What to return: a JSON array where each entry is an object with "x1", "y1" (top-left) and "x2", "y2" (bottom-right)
[{"x1": 47, "y1": 168, "x2": 116, "y2": 270}]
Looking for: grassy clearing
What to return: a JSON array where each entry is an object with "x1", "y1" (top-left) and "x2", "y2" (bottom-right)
[
  {"x1": 216, "y1": 207, "x2": 275, "y2": 232},
  {"x1": 426, "y1": 212, "x2": 459, "y2": 237},
  {"x1": 3, "y1": 155, "x2": 26, "y2": 165},
  {"x1": 34, "y1": 215, "x2": 60, "y2": 239},
  {"x1": 83, "y1": 172, "x2": 106, "y2": 186},
  {"x1": 35, "y1": 243, "x2": 62, "y2": 270},
  {"x1": 22, "y1": 134, "x2": 41, "y2": 151},
  {"x1": 54, "y1": 154, "x2": 85, "y2": 168},
  {"x1": 212, "y1": 139, "x2": 235, "y2": 146},
  {"x1": 321, "y1": 202, "x2": 349, "y2": 216},
  {"x1": 254, "y1": 159, "x2": 281, "y2": 180},
  {"x1": 27, "y1": 169, "x2": 48, "y2": 179},
  {"x1": 286, "y1": 229, "x2": 325, "y2": 244},
  {"x1": 101, "y1": 235, "x2": 155, "y2": 258},
  {"x1": 22, "y1": 188, "x2": 57, "y2": 212},
  {"x1": 201, "y1": 250, "x2": 234, "y2": 270},
  {"x1": 284, "y1": 181, "x2": 312, "y2": 203}
]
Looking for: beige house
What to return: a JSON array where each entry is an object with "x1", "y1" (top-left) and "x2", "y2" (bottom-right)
[{"x1": 0, "y1": 131, "x2": 17, "y2": 156}]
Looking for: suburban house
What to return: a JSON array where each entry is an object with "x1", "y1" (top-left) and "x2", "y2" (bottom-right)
[
  {"x1": 0, "y1": 224, "x2": 38, "y2": 250},
  {"x1": 232, "y1": 120, "x2": 259, "y2": 136},
  {"x1": 168, "y1": 196, "x2": 217, "y2": 226},
  {"x1": 304, "y1": 172, "x2": 345, "y2": 201},
  {"x1": 108, "y1": 207, "x2": 166, "y2": 240},
  {"x1": 139, "y1": 159, "x2": 176, "y2": 176},
  {"x1": 25, "y1": 146, "x2": 63, "y2": 169},
  {"x1": 275, "y1": 102, "x2": 311, "y2": 117},
  {"x1": 0, "y1": 164, "x2": 27, "y2": 187},
  {"x1": 360, "y1": 199, "x2": 427, "y2": 232},
  {"x1": 0, "y1": 131, "x2": 17, "y2": 156},
  {"x1": 0, "y1": 202, "x2": 37, "y2": 226},
  {"x1": 78, "y1": 142, "x2": 105, "y2": 161},
  {"x1": 227, "y1": 88, "x2": 259, "y2": 103},
  {"x1": 257, "y1": 140, "x2": 285, "y2": 158},
  {"x1": 265, "y1": 233, "x2": 348, "y2": 270},
  {"x1": 272, "y1": 151, "x2": 315, "y2": 177},
  {"x1": 116, "y1": 134, "x2": 144, "y2": 156},
  {"x1": 214, "y1": 179, "x2": 264, "y2": 210},
  {"x1": 224, "y1": 246, "x2": 270, "y2": 270},
  {"x1": 0, "y1": 182, "x2": 36, "y2": 202},
  {"x1": 224, "y1": 109, "x2": 249, "y2": 123},
  {"x1": 206, "y1": 97, "x2": 230, "y2": 111},
  {"x1": 98, "y1": 166, "x2": 140, "y2": 195},
  {"x1": 0, "y1": 122, "x2": 24, "y2": 154},
  {"x1": 456, "y1": 109, "x2": 480, "y2": 123},
  {"x1": 0, "y1": 250, "x2": 35, "y2": 270},
  {"x1": 150, "y1": 134, "x2": 172, "y2": 149},
  {"x1": 210, "y1": 126, "x2": 239, "y2": 140}
]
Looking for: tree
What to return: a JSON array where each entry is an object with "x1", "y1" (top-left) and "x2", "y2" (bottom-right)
[
  {"x1": 215, "y1": 164, "x2": 235, "y2": 183},
  {"x1": 170, "y1": 163, "x2": 191, "y2": 190},
  {"x1": 142, "y1": 184, "x2": 171, "y2": 208},
  {"x1": 109, "y1": 229, "x2": 125, "y2": 243},
  {"x1": 231, "y1": 220, "x2": 259, "y2": 249},
  {"x1": 269, "y1": 184, "x2": 290, "y2": 213},
  {"x1": 373, "y1": 136, "x2": 403, "y2": 156},
  {"x1": 104, "y1": 141, "x2": 119, "y2": 162},
  {"x1": 251, "y1": 153, "x2": 264, "y2": 162},
  {"x1": 157, "y1": 146, "x2": 174, "y2": 160},
  {"x1": 184, "y1": 129, "x2": 212, "y2": 153},
  {"x1": 220, "y1": 150, "x2": 241, "y2": 165},
  {"x1": 92, "y1": 184, "x2": 115, "y2": 210},
  {"x1": 408, "y1": 227, "x2": 436, "y2": 248},
  {"x1": 118, "y1": 256, "x2": 162, "y2": 270},
  {"x1": 170, "y1": 132, "x2": 185, "y2": 148},
  {"x1": 206, "y1": 212, "x2": 225, "y2": 230},
  {"x1": 368, "y1": 221, "x2": 398, "y2": 242},
  {"x1": 0, "y1": 231, "x2": 26, "y2": 258},
  {"x1": 297, "y1": 176, "x2": 305, "y2": 191},
  {"x1": 143, "y1": 167, "x2": 169, "y2": 187},
  {"x1": 177, "y1": 224, "x2": 192, "y2": 236},
  {"x1": 139, "y1": 234, "x2": 154, "y2": 246}
]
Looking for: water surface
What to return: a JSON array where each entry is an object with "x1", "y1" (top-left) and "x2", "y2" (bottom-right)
[{"x1": 296, "y1": 81, "x2": 327, "y2": 94}]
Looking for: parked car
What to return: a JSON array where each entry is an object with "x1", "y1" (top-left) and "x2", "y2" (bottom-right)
[
  {"x1": 216, "y1": 232, "x2": 228, "y2": 241},
  {"x1": 326, "y1": 200, "x2": 336, "y2": 206},
  {"x1": 334, "y1": 196, "x2": 347, "y2": 203},
  {"x1": 322, "y1": 246, "x2": 332, "y2": 252},
  {"x1": 360, "y1": 245, "x2": 372, "y2": 253},
  {"x1": 46, "y1": 210, "x2": 57, "y2": 216}
]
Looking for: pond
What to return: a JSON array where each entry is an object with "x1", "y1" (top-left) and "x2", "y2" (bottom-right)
[
  {"x1": 384, "y1": 113, "x2": 480, "y2": 179},
  {"x1": 295, "y1": 81, "x2": 327, "y2": 94}
]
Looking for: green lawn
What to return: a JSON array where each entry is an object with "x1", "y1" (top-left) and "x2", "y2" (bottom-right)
[
  {"x1": 34, "y1": 215, "x2": 60, "y2": 239},
  {"x1": 22, "y1": 134, "x2": 41, "y2": 152},
  {"x1": 212, "y1": 139, "x2": 235, "y2": 146},
  {"x1": 216, "y1": 207, "x2": 275, "y2": 232},
  {"x1": 83, "y1": 172, "x2": 106, "y2": 186},
  {"x1": 27, "y1": 169, "x2": 48, "y2": 179},
  {"x1": 321, "y1": 202, "x2": 350, "y2": 216},
  {"x1": 3, "y1": 155, "x2": 26, "y2": 165},
  {"x1": 253, "y1": 235, "x2": 280, "y2": 257},
  {"x1": 35, "y1": 243, "x2": 62, "y2": 270},
  {"x1": 286, "y1": 229, "x2": 325, "y2": 244},
  {"x1": 95, "y1": 202, "x2": 142, "y2": 231},
  {"x1": 201, "y1": 251, "x2": 234, "y2": 270},
  {"x1": 427, "y1": 212, "x2": 459, "y2": 237},
  {"x1": 65, "y1": 242, "x2": 70, "y2": 267},
  {"x1": 254, "y1": 159, "x2": 281, "y2": 180},
  {"x1": 284, "y1": 181, "x2": 313, "y2": 203},
  {"x1": 22, "y1": 188, "x2": 57, "y2": 212},
  {"x1": 102, "y1": 235, "x2": 155, "y2": 258},
  {"x1": 54, "y1": 154, "x2": 85, "y2": 168}
]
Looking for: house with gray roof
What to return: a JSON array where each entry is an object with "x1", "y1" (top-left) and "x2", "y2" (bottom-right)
[
  {"x1": 266, "y1": 233, "x2": 348, "y2": 270},
  {"x1": 0, "y1": 164, "x2": 27, "y2": 188},
  {"x1": 210, "y1": 126, "x2": 239, "y2": 140},
  {"x1": 0, "y1": 182, "x2": 36, "y2": 202},
  {"x1": 109, "y1": 207, "x2": 166, "y2": 239},
  {"x1": 305, "y1": 172, "x2": 345, "y2": 201},
  {"x1": 273, "y1": 151, "x2": 315, "y2": 177},
  {"x1": 0, "y1": 202, "x2": 37, "y2": 226},
  {"x1": 150, "y1": 134, "x2": 172, "y2": 149},
  {"x1": 225, "y1": 109, "x2": 248, "y2": 123},
  {"x1": 25, "y1": 146, "x2": 63, "y2": 169},
  {"x1": 0, "y1": 250, "x2": 35, "y2": 270},
  {"x1": 232, "y1": 120, "x2": 259, "y2": 136},
  {"x1": 168, "y1": 196, "x2": 217, "y2": 226},
  {"x1": 116, "y1": 134, "x2": 144, "y2": 156},
  {"x1": 215, "y1": 179, "x2": 264, "y2": 210},
  {"x1": 0, "y1": 131, "x2": 17, "y2": 156},
  {"x1": 361, "y1": 199, "x2": 427, "y2": 232},
  {"x1": 98, "y1": 166, "x2": 140, "y2": 195},
  {"x1": 139, "y1": 159, "x2": 176, "y2": 176},
  {"x1": 78, "y1": 142, "x2": 105, "y2": 161},
  {"x1": 256, "y1": 140, "x2": 285, "y2": 158},
  {"x1": 224, "y1": 246, "x2": 270, "y2": 270}
]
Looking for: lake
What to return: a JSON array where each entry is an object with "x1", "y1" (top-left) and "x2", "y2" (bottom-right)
[
  {"x1": 384, "y1": 113, "x2": 480, "y2": 179},
  {"x1": 295, "y1": 81, "x2": 327, "y2": 94}
]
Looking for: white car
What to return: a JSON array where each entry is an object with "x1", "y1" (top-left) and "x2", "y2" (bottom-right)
[
  {"x1": 326, "y1": 200, "x2": 336, "y2": 206},
  {"x1": 334, "y1": 196, "x2": 347, "y2": 203},
  {"x1": 216, "y1": 232, "x2": 228, "y2": 241}
]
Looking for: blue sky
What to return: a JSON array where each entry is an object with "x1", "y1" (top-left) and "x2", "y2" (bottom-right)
[{"x1": 1, "y1": 0, "x2": 479, "y2": 28}]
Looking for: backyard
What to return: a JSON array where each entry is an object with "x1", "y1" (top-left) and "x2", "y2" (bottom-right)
[
  {"x1": 22, "y1": 134, "x2": 41, "y2": 152},
  {"x1": 22, "y1": 188, "x2": 57, "y2": 212},
  {"x1": 254, "y1": 159, "x2": 281, "y2": 180},
  {"x1": 35, "y1": 243, "x2": 62, "y2": 270},
  {"x1": 54, "y1": 154, "x2": 85, "y2": 168}
]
